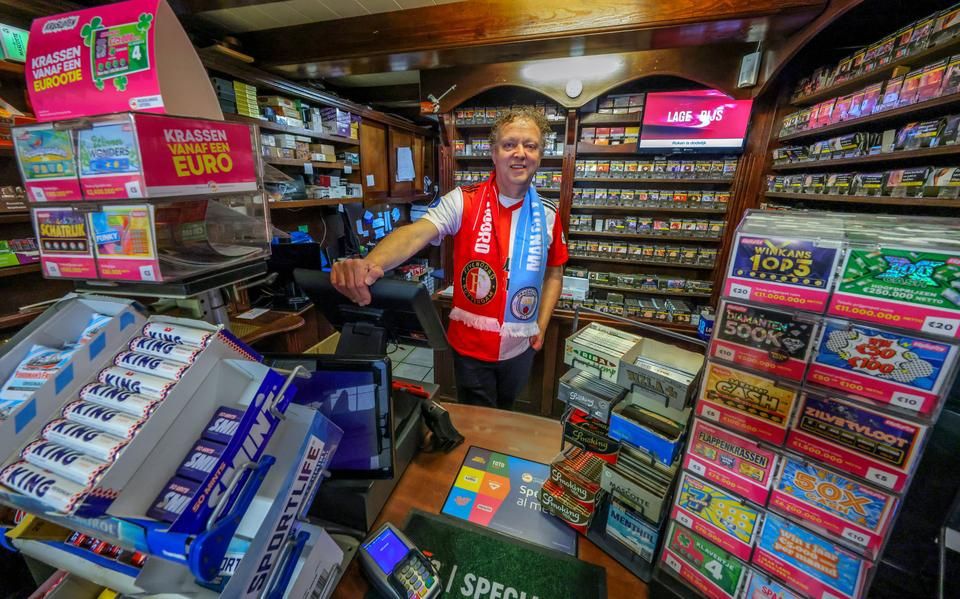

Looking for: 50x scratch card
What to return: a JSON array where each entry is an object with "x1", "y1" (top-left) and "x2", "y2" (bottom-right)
[
  {"x1": 807, "y1": 320, "x2": 957, "y2": 415},
  {"x1": 684, "y1": 419, "x2": 779, "y2": 505},
  {"x1": 671, "y1": 471, "x2": 762, "y2": 560},
  {"x1": 770, "y1": 456, "x2": 897, "y2": 558},
  {"x1": 828, "y1": 246, "x2": 960, "y2": 340},
  {"x1": 786, "y1": 393, "x2": 928, "y2": 492},
  {"x1": 724, "y1": 234, "x2": 841, "y2": 313},
  {"x1": 752, "y1": 513, "x2": 870, "y2": 599},
  {"x1": 661, "y1": 522, "x2": 749, "y2": 599},
  {"x1": 711, "y1": 301, "x2": 817, "y2": 381},
  {"x1": 696, "y1": 361, "x2": 799, "y2": 445}
]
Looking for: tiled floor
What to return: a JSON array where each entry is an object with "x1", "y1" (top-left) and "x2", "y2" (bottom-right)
[{"x1": 388, "y1": 343, "x2": 435, "y2": 383}]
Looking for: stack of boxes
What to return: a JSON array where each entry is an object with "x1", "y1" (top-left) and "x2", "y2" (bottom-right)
[
  {"x1": 210, "y1": 77, "x2": 259, "y2": 118},
  {"x1": 596, "y1": 93, "x2": 646, "y2": 114},
  {"x1": 540, "y1": 322, "x2": 705, "y2": 579},
  {"x1": 320, "y1": 107, "x2": 358, "y2": 139}
]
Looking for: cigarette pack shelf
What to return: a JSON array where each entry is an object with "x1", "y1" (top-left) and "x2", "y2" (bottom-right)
[
  {"x1": 12, "y1": 112, "x2": 271, "y2": 284},
  {"x1": 653, "y1": 209, "x2": 960, "y2": 599},
  {"x1": 539, "y1": 318, "x2": 706, "y2": 582},
  {"x1": 0, "y1": 293, "x2": 346, "y2": 597}
]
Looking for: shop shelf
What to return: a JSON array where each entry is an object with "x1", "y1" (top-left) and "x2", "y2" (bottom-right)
[
  {"x1": 579, "y1": 112, "x2": 645, "y2": 125},
  {"x1": 770, "y1": 145, "x2": 960, "y2": 170},
  {"x1": 453, "y1": 121, "x2": 566, "y2": 129},
  {"x1": 0, "y1": 309, "x2": 44, "y2": 331},
  {"x1": 553, "y1": 307, "x2": 697, "y2": 334},
  {"x1": 763, "y1": 191, "x2": 960, "y2": 208},
  {"x1": 223, "y1": 113, "x2": 359, "y2": 145},
  {"x1": 0, "y1": 211, "x2": 30, "y2": 224},
  {"x1": 588, "y1": 283, "x2": 712, "y2": 298},
  {"x1": 568, "y1": 231, "x2": 722, "y2": 243},
  {"x1": 0, "y1": 263, "x2": 40, "y2": 278},
  {"x1": 571, "y1": 205, "x2": 727, "y2": 214},
  {"x1": 567, "y1": 254, "x2": 716, "y2": 270},
  {"x1": 574, "y1": 177, "x2": 733, "y2": 185},
  {"x1": 269, "y1": 198, "x2": 363, "y2": 209},
  {"x1": 454, "y1": 155, "x2": 564, "y2": 161},
  {"x1": 0, "y1": 61, "x2": 24, "y2": 77},
  {"x1": 264, "y1": 157, "x2": 346, "y2": 169},
  {"x1": 576, "y1": 142, "x2": 640, "y2": 154}
]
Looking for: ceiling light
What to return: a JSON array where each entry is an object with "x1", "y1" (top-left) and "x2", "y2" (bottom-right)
[{"x1": 521, "y1": 55, "x2": 624, "y2": 83}]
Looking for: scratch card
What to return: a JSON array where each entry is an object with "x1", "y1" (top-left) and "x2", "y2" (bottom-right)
[
  {"x1": 672, "y1": 471, "x2": 762, "y2": 560},
  {"x1": 828, "y1": 246, "x2": 960, "y2": 339},
  {"x1": 697, "y1": 361, "x2": 799, "y2": 445},
  {"x1": 753, "y1": 513, "x2": 870, "y2": 599},
  {"x1": 807, "y1": 320, "x2": 957, "y2": 415},
  {"x1": 770, "y1": 456, "x2": 897, "y2": 558},
  {"x1": 786, "y1": 393, "x2": 928, "y2": 492},
  {"x1": 684, "y1": 418, "x2": 780, "y2": 506},
  {"x1": 742, "y1": 570, "x2": 803, "y2": 599},
  {"x1": 661, "y1": 522, "x2": 748, "y2": 599},
  {"x1": 712, "y1": 300, "x2": 817, "y2": 381}
]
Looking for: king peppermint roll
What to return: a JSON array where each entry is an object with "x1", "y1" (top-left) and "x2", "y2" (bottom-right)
[
  {"x1": 20, "y1": 440, "x2": 109, "y2": 486},
  {"x1": 113, "y1": 351, "x2": 189, "y2": 381},
  {"x1": 127, "y1": 336, "x2": 201, "y2": 364},
  {"x1": 79, "y1": 384, "x2": 158, "y2": 419},
  {"x1": 0, "y1": 460, "x2": 89, "y2": 513},
  {"x1": 97, "y1": 367, "x2": 175, "y2": 400},
  {"x1": 142, "y1": 323, "x2": 214, "y2": 348},
  {"x1": 42, "y1": 419, "x2": 129, "y2": 461},
  {"x1": 62, "y1": 401, "x2": 147, "y2": 439}
]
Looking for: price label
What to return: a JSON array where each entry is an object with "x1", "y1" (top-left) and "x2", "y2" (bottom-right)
[
  {"x1": 921, "y1": 316, "x2": 960, "y2": 337},
  {"x1": 701, "y1": 406, "x2": 721, "y2": 422},
  {"x1": 842, "y1": 527, "x2": 870, "y2": 547},
  {"x1": 729, "y1": 283, "x2": 752, "y2": 300},
  {"x1": 676, "y1": 512, "x2": 693, "y2": 528},
  {"x1": 866, "y1": 467, "x2": 897, "y2": 490},
  {"x1": 138, "y1": 265, "x2": 156, "y2": 281},
  {"x1": 687, "y1": 459, "x2": 707, "y2": 477},
  {"x1": 304, "y1": 162, "x2": 314, "y2": 175},
  {"x1": 31, "y1": 188, "x2": 47, "y2": 201},
  {"x1": 344, "y1": 164, "x2": 353, "y2": 174},
  {"x1": 45, "y1": 262, "x2": 61, "y2": 277},
  {"x1": 714, "y1": 345, "x2": 736, "y2": 362},
  {"x1": 124, "y1": 180, "x2": 143, "y2": 198},
  {"x1": 890, "y1": 392, "x2": 924, "y2": 413},
  {"x1": 664, "y1": 553, "x2": 682, "y2": 572}
]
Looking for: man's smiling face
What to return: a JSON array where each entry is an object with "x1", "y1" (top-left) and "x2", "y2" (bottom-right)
[{"x1": 492, "y1": 118, "x2": 543, "y2": 197}]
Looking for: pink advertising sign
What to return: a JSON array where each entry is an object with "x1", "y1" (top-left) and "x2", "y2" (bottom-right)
[
  {"x1": 134, "y1": 114, "x2": 258, "y2": 196},
  {"x1": 26, "y1": 0, "x2": 222, "y2": 123}
]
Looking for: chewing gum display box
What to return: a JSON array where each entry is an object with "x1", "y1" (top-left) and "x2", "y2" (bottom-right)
[
  {"x1": 806, "y1": 319, "x2": 957, "y2": 415},
  {"x1": 828, "y1": 246, "x2": 960, "y2": 340},
  {"x1": 0, "y1": 316, "x2": 262, "y2": 519},
  {"x1": 769, "y1": 455, "x2": 898, "y2": 558},
  {"x1": 710, "y1": 300, "x2": 818, "y2": 382},
  {"x1": 723, "y1": 234, "x2": 842, "y2": 313},
  {"x1": 564, "y1": 323, "x2": 643, "y2": 382},
  {"x1": 671, "y1": 471, "x2": 763, "y2": 561},
  {"x1": 13, "y1": 113, "x2": 259, "y2": 201},
  {"x1": 683, "y1": 419, "x2": 780, "y2": 505},
  {"x1": 786, "y1": 392, "x2": 928, "y2": 492},
  {"x1": 0, "y1": 295, "x2": 145, "y2": 463},
  {"x1": 660, "y1": 521, "x2": 749, "y2": 599},
  {"x1": 752, "y1": 513, "x2": 870, "y2": 599},
  {"x1": 696, "y1": 361, "x2": 799, "y2": 445},
  {"x1": 617, "y1": 336, "x2": 703, "y2": 410}
]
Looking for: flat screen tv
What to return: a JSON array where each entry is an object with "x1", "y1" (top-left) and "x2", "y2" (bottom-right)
[{"x1": 638, "y1": 89, "x2": 753, "y2": 152}]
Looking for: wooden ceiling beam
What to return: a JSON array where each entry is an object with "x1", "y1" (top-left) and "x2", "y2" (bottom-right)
[{"x1": 238, "y1": 0, "x2": 826, "y2": 69}]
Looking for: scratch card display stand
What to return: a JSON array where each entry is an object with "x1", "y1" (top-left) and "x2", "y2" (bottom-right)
[
  {"x1": 0, "y1": 300, "x2": 345, "y2": 597},
  {"x1": 652, "y1": 210, "x2": 960, "y2": 599},
  {"x1": 557, "y1": 309, "x2": 708, "y2": 583}
]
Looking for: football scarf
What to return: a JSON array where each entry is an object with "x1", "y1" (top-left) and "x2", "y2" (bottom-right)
[{"x1": 450, "y1": 173, "x2": 548, "y2": 338}]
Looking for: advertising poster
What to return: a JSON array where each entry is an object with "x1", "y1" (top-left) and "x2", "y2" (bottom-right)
[
  {"x1": 89, "y1": 204, "x2": 159, "y2": 281},
  {"x1": 441, "y1": 446, "x2": 577, "y2": 556},
  {"x1": 786, "y1": 393, "x2": 928, "y2": 492},
  {"x1": 752, "y1": 513, "x2": 869, "y2": 599},
  {"x1": 660, "y1": 522, "x2": 748, "y2": 599},
  {"x1": 723, "y1": 234, "x2": 841, "y2": 313},
  {"x1": 696, "y1": 361, "x2": 799, "y2": 445},
  {"x1": 684, "y1": 419, "x2": 779, "y2": 505},
  {"x1": 711, "y1": 300, "x2": 817, "y2": 381},
  {"x1": 77, "y1": 120, "x2": 145, "y2": 199},
  {"x1": 806, "y1": 320, "x2": 957, "y2": 415},
  {"x1": 12, "y1": 125, "x2": 82, "y2": 201},
  {"x1": 639, "y1": 89, "x2": 753, "y2": 150},
  {"x1": 671, "y1": 472, "x2": 762, "y2": 561},
  {"x1": 828, "y1": 246, "x2": 960, "y2": 339},
  {"x1": 33, "y1": 207, "x2": 97, "y2": 278},
  {"x1": 769, "y1": 456, "x2": 897, "y2": 557}
]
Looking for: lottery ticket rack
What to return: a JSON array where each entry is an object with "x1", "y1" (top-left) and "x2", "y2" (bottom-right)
[
  {"x1": 546, "y1": 310, "x2": 707, "y2": 582},
  {"x1": 0, "y1": 294, "x2": 347, "y2": 597},
  {"x1": 651, "y1": 209, "x2": 960, "y2": 599}
]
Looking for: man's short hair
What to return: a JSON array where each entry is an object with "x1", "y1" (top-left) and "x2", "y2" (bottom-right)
[{"x1": 489, "y1": 106, "x2": 552, "y2": 154}]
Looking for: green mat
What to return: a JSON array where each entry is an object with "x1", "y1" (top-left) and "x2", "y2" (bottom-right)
[{"x1": 394, "y1": 509, "x2": 607, "y2": 599}]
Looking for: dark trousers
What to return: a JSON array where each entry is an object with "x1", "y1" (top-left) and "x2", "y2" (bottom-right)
[{"x1": 453, "y1": 348, "x2": 536, "y2": 410}]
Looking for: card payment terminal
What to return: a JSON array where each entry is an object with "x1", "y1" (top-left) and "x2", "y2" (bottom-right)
[{"x1": 359, "y1": 522, "x2": 441, "y2": 599}]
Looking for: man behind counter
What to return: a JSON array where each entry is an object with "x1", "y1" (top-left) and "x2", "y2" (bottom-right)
[{"x1": 331, "y1": 107, "x2": 568, "y2": 409}]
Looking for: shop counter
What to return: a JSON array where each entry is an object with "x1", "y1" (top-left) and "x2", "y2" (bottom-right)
[{"x1": 331, "y1": 402, "x2": 649, "y2": 599}]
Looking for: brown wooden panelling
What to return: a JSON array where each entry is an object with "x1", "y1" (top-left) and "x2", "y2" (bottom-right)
[
  {"x1": 240, "y1": 0, "x2": 823, "y2": 70},
  {"x1": 388, "y1": 127, "x2": 415, "y2": 198},
  {"x1": 360, "y1": 120, "x2": 389, "y2": 200}
]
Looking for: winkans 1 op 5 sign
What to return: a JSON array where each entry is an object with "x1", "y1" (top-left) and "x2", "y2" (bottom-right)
[{"x1": 26, "y1": 0, "x2": 221, "y2": 122}]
